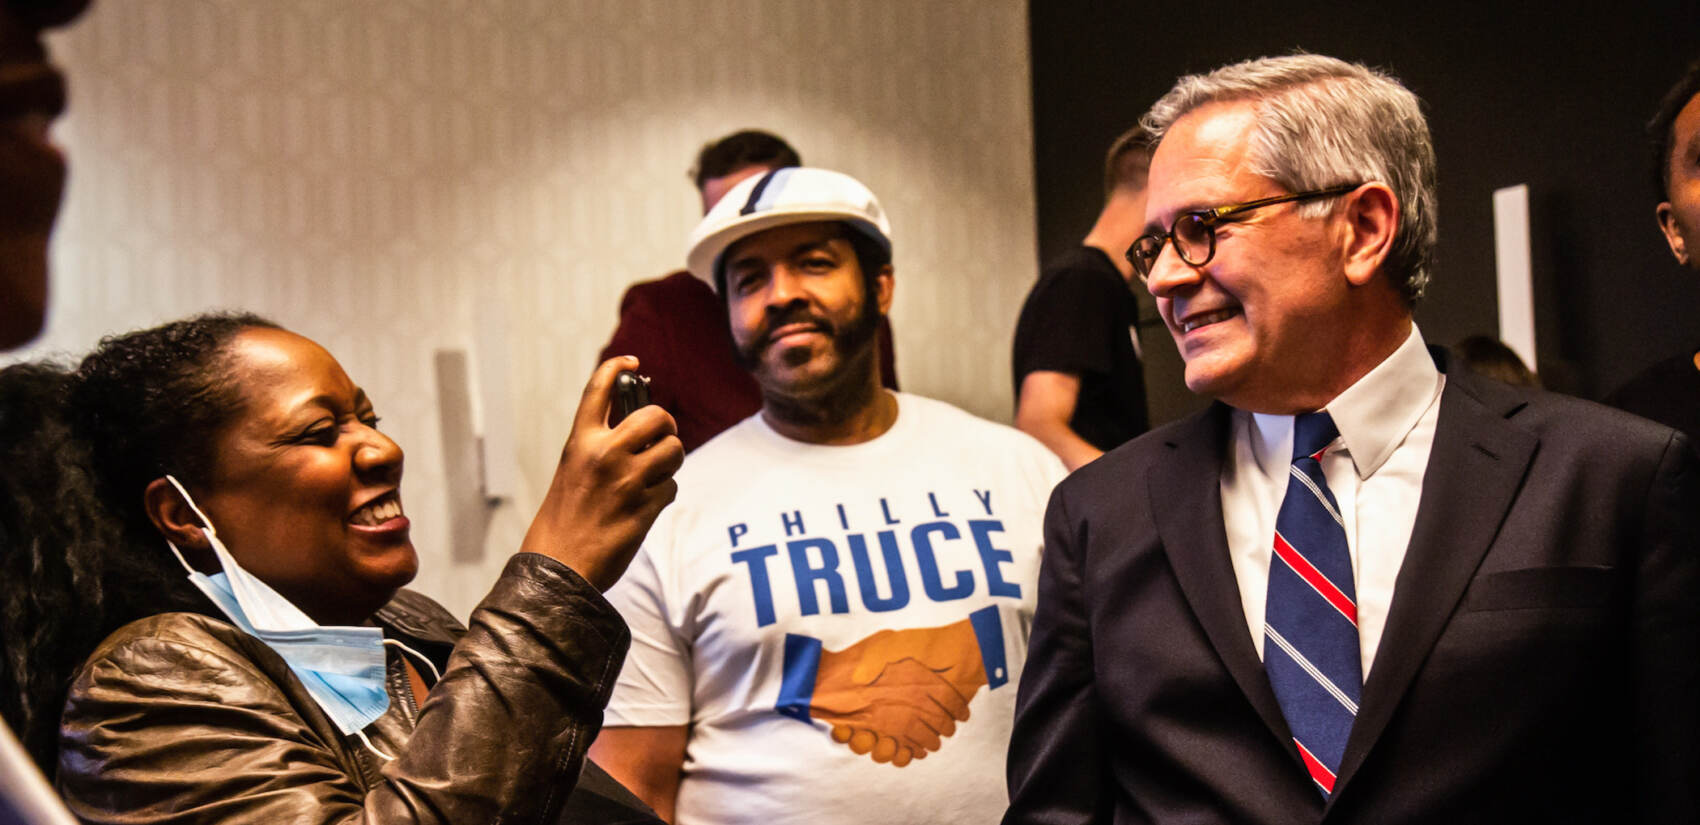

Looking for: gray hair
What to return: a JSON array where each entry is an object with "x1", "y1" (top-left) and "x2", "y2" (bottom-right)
[{"x1": 1141, "y1": 54, "x2": 1438, "y2": 304}]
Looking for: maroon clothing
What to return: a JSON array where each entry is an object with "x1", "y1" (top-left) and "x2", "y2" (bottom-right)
[{"x1": 600, "y1": 271, "x2": 899, "y2": 452}]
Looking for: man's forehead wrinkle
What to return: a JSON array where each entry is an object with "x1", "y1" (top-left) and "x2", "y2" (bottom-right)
[
  {"x1": 728, "y1": 235, "x2": 840, "y2": 268},
  {"x1": 1203, "y1": 93, "x2": 1319, "y2": 193},
  {"x1": 790, "y1": 239, "x2": 838, "y2": 256},
  {"x1": 1147, "y1": 111, "x2": 1266, "y2": 224},
  {"x1": 725, "y1": 241, "x2": 770, "y2": 270}
]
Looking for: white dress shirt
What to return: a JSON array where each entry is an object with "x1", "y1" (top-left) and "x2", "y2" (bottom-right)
[{"x1": 1221, "y1": 325, "x2": 1444, "y2": 680}]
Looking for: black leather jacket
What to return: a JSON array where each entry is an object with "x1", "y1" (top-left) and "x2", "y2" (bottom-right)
[{"x1": 56, "y1": 553, "x2": 660, "y2": 824}]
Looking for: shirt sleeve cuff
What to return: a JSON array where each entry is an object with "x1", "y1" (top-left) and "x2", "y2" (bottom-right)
[{"x1": 969, "y1": 605, "x2": 1010, "y2": 689}]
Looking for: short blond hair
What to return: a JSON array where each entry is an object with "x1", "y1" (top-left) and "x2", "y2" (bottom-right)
[{"x1": 1103, "y1": 124, "x2": 1155, "y2": 200}]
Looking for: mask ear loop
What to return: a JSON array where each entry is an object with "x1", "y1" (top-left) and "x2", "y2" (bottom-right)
[
  {"x1": 163, "y1": 474, "x2": 219, "y2": 536},
  {"x1": 383, "y1": 639, "x2": 442, "y2": 683},
  {"x1": 353, "y1": 730, "x2": 397, "y2": 762},
  {"x1": 353, "y1": 642, "x2": 440, "y2": 763},
  {"x1": 161, "y1": 475, "x2": 215, "y2": 576}
]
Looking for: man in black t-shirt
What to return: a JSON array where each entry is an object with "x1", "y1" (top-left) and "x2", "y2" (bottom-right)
[
  {"x1": 1608, "y1": 58, "x2": 1700, "y2": 443},
  {"x1": 1012, "y1": 125, "x2": 1153, "y2": 469}
]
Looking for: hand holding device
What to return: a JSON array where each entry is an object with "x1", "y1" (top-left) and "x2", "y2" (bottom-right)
[
  {"x1": 519, "y1": 357, "x2": 682, "y2": 591},
  {"x1": 609, "y1": 370, "x2": 652, "y2": 427}
]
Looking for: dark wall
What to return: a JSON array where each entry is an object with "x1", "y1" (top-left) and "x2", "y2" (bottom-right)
[{"x1": 1031, "y1": 1, "x2": 1700, "y2": 421}]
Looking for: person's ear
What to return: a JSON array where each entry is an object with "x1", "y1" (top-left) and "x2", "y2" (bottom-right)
[
  {"x1": 1341, "y1": 183, "x2": 1399, "y2": 288},
  {"x1": 1656, "y1": 201, "x2": 1690, "y2": 266},
  {"x1": 875, "y1": 264, "x2": 895, "y2": 315},
  {"x1": 143, "y1": 477, "x2": 210, "y2": 553}
]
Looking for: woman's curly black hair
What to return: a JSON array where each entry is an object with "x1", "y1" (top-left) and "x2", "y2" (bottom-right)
[
  {"x1": 68, "y1": 311, "x2": 280, "y2": 551},
  {"x1": 0, "y1": 311, "x2": 278, "y2": 776},
  {"x1": 0, "y1": 362, "x2": 116, "y2": 774}
]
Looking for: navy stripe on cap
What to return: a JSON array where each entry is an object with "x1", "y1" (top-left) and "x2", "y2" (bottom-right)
[{"x1": 739, "y1": 169, "x2": 782, "y2": 216}]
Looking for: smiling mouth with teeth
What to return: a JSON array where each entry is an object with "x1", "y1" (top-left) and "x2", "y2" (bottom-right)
[
  {"x1": 1181, "y1": 308, "x2": 1240, "y2": 332},
  {"x1": 350, "y1": 497, "x2": 404, "y2": 526}
]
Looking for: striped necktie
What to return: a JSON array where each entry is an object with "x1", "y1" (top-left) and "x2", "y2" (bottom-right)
[{"x1": 1264, "y1": 411, "x2": 1361, "y2": 797}]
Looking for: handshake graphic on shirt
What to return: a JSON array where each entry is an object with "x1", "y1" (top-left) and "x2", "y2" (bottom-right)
[{"x1": 776, "y1": 606, "x2": 1008, "y2": 767}]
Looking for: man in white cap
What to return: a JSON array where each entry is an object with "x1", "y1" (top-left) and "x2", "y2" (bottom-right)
[{"x1": 589, "y1": 167, "x2": 1065, "y2": 825}]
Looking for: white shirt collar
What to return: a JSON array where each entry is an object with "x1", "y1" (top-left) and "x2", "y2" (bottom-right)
[{"x1": 1247, "y1": 324, "x2": 1442, "y2": 479}]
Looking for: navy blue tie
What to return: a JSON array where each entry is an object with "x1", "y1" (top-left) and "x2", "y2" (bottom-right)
[{"x1": 1264, "y1": 412, "x2": 1361, "y2": 797}]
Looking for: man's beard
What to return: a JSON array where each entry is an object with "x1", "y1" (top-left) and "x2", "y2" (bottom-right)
[
  {"x1": 734, "y1": 292, "x2": 880, "y2": 379},
  {"x1": 735, "y1": 292, "x2": 882, "y2": 424}
]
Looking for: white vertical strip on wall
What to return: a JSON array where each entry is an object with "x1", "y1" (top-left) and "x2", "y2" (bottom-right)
[
  {"x1": 434, "y1": 349, "x2": 487, "y2": 565},
  {"x1": 1492, "y1": 184, "x2": 1538, "y2": 372},
  {"x1": 474, "y1": 297, "x2": 519, "y2": 503}
]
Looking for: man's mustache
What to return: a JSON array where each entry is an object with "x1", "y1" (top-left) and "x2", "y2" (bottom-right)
[{"x1": 754, "y1": 307, "x2": 836, "y2": 351}]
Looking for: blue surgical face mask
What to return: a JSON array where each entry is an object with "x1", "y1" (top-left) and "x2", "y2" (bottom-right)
[{"x1": 163, "y1": 475, "x2": 400, "y2": 757}]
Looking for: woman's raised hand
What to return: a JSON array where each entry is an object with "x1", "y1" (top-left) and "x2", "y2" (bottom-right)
[{"x1": 519, "y1": 356, "x2": 684, "y2": 591}]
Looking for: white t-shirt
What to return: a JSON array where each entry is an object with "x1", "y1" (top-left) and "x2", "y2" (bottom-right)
[{"x1": 605, "y1": 393, "x2": 1066, "y2": 825}]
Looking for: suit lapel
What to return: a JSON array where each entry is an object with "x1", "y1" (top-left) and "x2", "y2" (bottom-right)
[
  {"x1": 1328, "y1": 369, "x2": 1538, "y2": 803},
  {"x1": 1148, "y1": 403, "x2": 1296, "y2": 753}
]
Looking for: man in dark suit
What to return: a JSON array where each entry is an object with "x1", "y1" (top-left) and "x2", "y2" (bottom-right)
[{"x1": 1004, "y1": 54, "x2": 1699, "y2": 824}]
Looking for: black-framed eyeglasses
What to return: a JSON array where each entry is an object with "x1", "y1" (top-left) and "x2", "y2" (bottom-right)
[{"x1": 1126, "y1": 183, "x2": 1362, "y2": 282}]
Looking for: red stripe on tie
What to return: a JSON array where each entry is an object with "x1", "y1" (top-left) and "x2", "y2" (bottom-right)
[
  {"x1": 1273, "y1": 531, "x2": 1358, "y2": 625},
  {"x1": 1294, "y1": 738, "x2": 1337, "y2": 794}
]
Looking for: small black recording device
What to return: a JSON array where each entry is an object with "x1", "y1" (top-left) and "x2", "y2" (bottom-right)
[{"x1": 609, "y1": 370, "x2": 652, "y2": 427}]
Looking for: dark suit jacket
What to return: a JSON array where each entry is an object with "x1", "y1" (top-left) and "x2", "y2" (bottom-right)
[{"x1": 1004, "y1": 358, "x2": 1700, "y2": 824}]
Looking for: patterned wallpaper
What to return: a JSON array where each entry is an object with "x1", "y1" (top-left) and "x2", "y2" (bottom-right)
[{"x1": 10, "y1": 0, "x2": 1038, "y2": 618}]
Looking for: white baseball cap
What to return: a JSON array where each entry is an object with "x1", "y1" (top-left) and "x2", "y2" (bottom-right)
[{"x1": 685, "y1": 167, "x2": 893, "y2": 290}]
